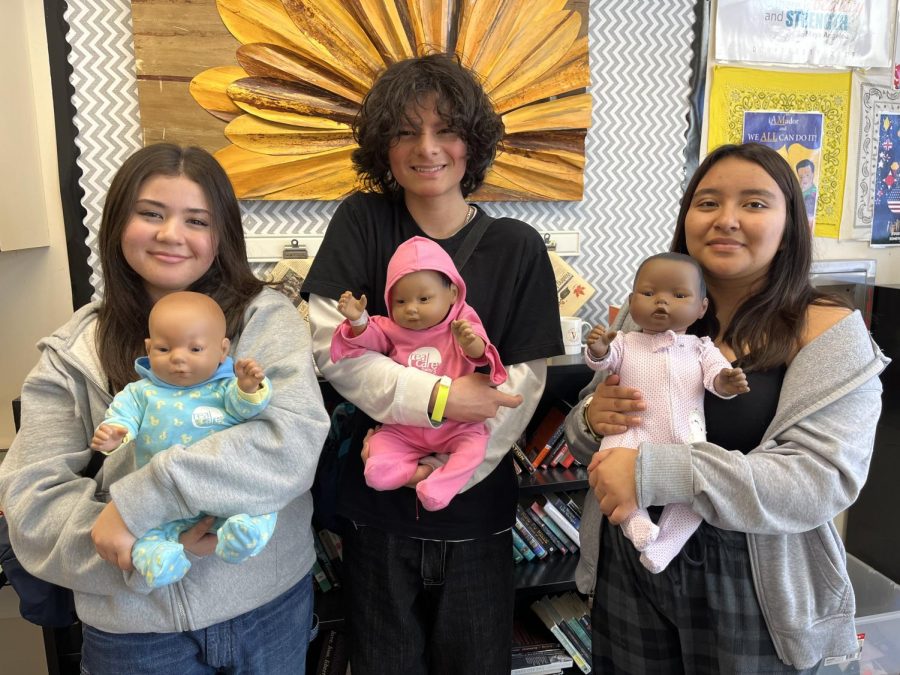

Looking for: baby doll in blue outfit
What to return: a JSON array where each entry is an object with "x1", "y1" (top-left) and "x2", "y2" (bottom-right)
[{"x1": 91, "y1": 291, "x2": 275, "y2": 588}]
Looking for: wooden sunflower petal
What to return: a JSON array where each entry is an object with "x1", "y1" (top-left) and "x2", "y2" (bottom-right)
[
  {"x1": 346, "y1": 0, "x2": 415, "y2": 64},
  {"x1": 491, "y1": 36, "x2": 589, "y2": 114},
  {"x1": 190, "y1": 66, "x2": 247, "y2": 122},
  {"x1": 483, "y1": 11, "x2": 581, "y2": 94},
  {"x1": 228, "y1": 77, "x2": 359, "y2": 125},
  {"x1": 225, "y1": 114, "x2": 356, "y2": 155},
  {"x1": 215, "y1": 143, "x2": 356, "y2": 198},
  {"x1": 402, "y1": 0, "x2": 452, "y2": 54},
  {"x1": 217, "y1": 0, "x2": 318, "y2": 56},
  {"x1": 262, "y1": 164, "x2": 361, "y2": 199},
  {"x1": 282, "y1": 0, "x2": 384, "y2": 85},
  {"x1": 484, "y1": 150, "x2": 584, "y2": 201},
  {"x1": 455, "y1": 0, "x2": 502, "y2": 69},
  {"x1": 501, "y1": 93, "x2": 591, "y2": 135},
  {"x1": 237, "y1": 44, "x2": 365, "y2": 103}
]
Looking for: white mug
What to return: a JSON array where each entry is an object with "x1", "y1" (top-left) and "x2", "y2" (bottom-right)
[{"x1": 560, "y1": 315, "x2": 591, "y2": 355}]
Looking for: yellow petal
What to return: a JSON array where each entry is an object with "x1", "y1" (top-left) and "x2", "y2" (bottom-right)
[
  {"x1": 190, "y1": 66, "x2": 247, "y2": 122},
  {"x1": 455, "y1": 0, "x2": 502, "y2": 69},
  {"x1": 501, "y1": 93, "x2": 591, "y2": 135},
  {"x1": 483, "y1": 150, "x2": 584, "y2": 201},
  {"x1": 215, "y1": 144, "x2": 356, "y2": 198},
  {"x1": 225, "y1": 115, "x2": 355, "y2": 155},
  {"x1": 491, "y1": 36, "x2": 589, "y2": 113},
  {"x1": 483, "y1": 11, "x2": 581, "y2": 95},
  {"x1": 262, "y1": 164, "x2": 361, "y2": 199},
  {"x1": 217, "y1": 0, "x2": 319, "y2": 57},
  {"x1": 236, "y1": 44, "x2": 364, "y2": 104},
  {"x1": 346, "y1": 0, "x2": 415, "y2": 64},
  {"x1": 403, "y1": 0, "x2": 452, "y2": 53},
  {"x1": 232, "y1": 102, "x2": 351, "y2": 129},
  {"x1": 282, "y1": 0, "x2": 384, "y2": 86},
  {"x1": 228, "y1": 77, "x2": 359, "y2": 124}
]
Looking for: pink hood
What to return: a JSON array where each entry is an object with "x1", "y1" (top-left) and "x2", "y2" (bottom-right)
[{"x1": 384, "y1": 236, "x2": 467, "y2": 322}]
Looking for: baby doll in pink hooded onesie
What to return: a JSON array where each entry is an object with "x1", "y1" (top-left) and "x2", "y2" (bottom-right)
[{"x1": 331, "y1": 236, "x2": 507, "y2": 511}]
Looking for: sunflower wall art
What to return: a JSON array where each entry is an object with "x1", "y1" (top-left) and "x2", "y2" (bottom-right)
[{"x1": 132, "y1": 0, "x2": 590, "y2": 201}]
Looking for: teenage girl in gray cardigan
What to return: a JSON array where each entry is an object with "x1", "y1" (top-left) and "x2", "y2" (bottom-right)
[{"x1": 566, "y1": 143, "x2": 889, "y2": 673}]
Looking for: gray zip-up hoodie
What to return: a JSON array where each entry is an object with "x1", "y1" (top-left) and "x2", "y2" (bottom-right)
[
  {"x1": 565, "y1": 308, "x2": 889, "y2": 669},
  {"x1": 0, "y1": 289, "x2": 330, "y2": 632}
]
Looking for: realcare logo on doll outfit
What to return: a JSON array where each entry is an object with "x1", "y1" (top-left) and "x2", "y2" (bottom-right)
[
  {"x1": 408, "y1": 347, "x2": 442, "y2": 374},
  {"x1": 192, "y1": 406, "x2": 226, "y2": 428}
]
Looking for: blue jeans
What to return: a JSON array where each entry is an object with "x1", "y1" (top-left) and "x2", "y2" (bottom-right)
[
  {"x1": 342, "y1": 523, "x2": 514, "y2": 675},
  {"x1": 80, "y1": 573, "x2": 314, "y2": 674}
]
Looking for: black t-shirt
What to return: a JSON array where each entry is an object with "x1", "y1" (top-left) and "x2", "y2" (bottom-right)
[
  {"x1": 303, "y1": 191, "x2": 564, "y2": 538},
  {"x1": 705, "y1": 365, "x2": 787, "y2": 453}
]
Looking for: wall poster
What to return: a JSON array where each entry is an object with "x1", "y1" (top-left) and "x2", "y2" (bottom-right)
[
  {"x1": 716, "y1": 0, "x2": 893, "y2": 68},
  {"x1": 708, "y1": 66, "x2": 852, "y2": 239},
  {"x1": 870, "y1": 113, "x2": 900, "y2": 246}
]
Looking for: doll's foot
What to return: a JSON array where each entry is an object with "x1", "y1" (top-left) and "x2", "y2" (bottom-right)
[
  {"x1": 132, "y1": 539, "x2": 191, "y2": 588},
  {"x1": 415, "y1": 484, "x2": 451, "y2": 512},
  {"x1": 621, "y1": 514, "x2": 660, "y2": 551},
  {"x1": 639, "y1": 549, "x2": 673, "y2": 574},
  {"x1": 216, "y1": 513, "x2": 276, "y2": 563}
]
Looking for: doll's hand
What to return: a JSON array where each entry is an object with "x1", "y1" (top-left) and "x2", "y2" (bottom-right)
[
  {"x1": 715, "y1": 367, "x2": 750, "y2": 396},
  {"x1": 586, "y1": 325, "x2": 616, "y2": 358},
  {"x1": 91, "y1": 424, "x2": 127, "y2": 453},
  {"x1": 92, "y1": 502, "x2": 136, "y2": 571},
  {"x1": 179, "y1": 516, "x2": 218, "y2": 557},
  {"x1": 588, "y1": 446, "x2": 639, "y2": 524},
  {"x1": 451, "y1": 320, "x2": 486, "y2": 358},
  {"x1": 585, "y1": 374, "x2": 645, "y2": 437},
  {"x1": 235, "y1": 358, "x2": 265, "y2": 393},
  {"x1": 337, "y1": 291, "x2": 367, "y2": 322}
]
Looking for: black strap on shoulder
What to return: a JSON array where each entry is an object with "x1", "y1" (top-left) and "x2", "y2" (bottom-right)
[
  {"x1": 452, "y1": 212, "x2": 494, "y2": 273},
  {"x1": 84, "y1": 449, "x2": 106, "y2": 479}
]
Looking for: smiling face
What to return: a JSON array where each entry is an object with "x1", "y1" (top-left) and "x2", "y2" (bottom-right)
[
  {"x1": 629, "y1": 258, "x2": 708, "y2": 334},
  {"x1": 145, "y1": 292, "x2": 230, "y2": 387},
  {"x1": 387, "y1": 93, "x2": 468, "y2": 210},
  {"x1": 121, "y1": 174, "x2": 217, "y2": 302},
  {"x1": 683, "y1": 156, "x2": 787, "y2": 288},
  {"x1": 389, "y1": 269, "x2": 458, "y2": 331}
]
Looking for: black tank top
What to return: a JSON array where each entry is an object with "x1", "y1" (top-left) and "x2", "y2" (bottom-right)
[{"x1": 704, "y1": 365, "x2": 787, "y2": 453}]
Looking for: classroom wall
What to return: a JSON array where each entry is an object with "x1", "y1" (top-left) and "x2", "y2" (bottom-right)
[{"x1": 0, "y1": 0, "x2": 74, "y2": 449}]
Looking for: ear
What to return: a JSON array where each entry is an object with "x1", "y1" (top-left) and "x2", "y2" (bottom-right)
[
  {"x1": 144, "y1": 338, "x2": 152, "y2": 355},
  {"x1": 449, "y1": 283, "x2": 459, "y2": 302},
  {"x1": 698, "y1": 297, "x2": 709, "y2": 319},
  {"x1": 220, "y1": 337, "x2": 230, "y2": 363}
]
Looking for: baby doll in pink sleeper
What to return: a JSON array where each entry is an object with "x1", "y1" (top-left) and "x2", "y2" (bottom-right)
[
  {"x1": 331, "y1": 236, "x2": 507, "y2": 512},
  {"x1": 585, "y1": 252, "x2": 749, "y2": 573}
]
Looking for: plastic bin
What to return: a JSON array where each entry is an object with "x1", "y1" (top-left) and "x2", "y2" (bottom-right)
[{"x1": 815, "y1": 555, "x2": 900, "y2": 674}]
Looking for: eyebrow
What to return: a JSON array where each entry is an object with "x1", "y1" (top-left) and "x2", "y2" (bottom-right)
[
  {"x1": 694, "y1": 187, "x2": 779, "y2": 200},
  {"x1": 135, "y1": 198, "x2": 210, "y2": 215}
]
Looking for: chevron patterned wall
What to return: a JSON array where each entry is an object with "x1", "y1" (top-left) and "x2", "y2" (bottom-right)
[{"x1": 64, "y1": 0, "x2": 695, "y2": 324}]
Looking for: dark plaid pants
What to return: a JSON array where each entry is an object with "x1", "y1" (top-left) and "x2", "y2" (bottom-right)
[{"x1": 592, "y1": 514, "x2": 818, "y2": 674}]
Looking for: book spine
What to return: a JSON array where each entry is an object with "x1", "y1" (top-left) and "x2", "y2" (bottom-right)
[
  {"x1": 314, "y1": 538, "x2": 341, "y2": 588},
  {"x1": 512, "y1": 542, "x2": 525, "y2": 564},
  {"x1": 512, "y1": 528, "x2": 536, "y2": 561},
  {"x1": 512, "y1": 441, "x2": 537, "y2": 474},
  {"x1": 555, "y1": 619, "x2": 591, "y2": 670},
  {"x1": 558, "y1": 447, "x2": 577, "y2": 469},
  {"x1": 542, "y1": 499, "x2": 580, "y2": 546},
  {"x1": 515, "y1": 514, "x2": 548, "y2": 558},
  {"x1": 547, "y1": 437, "x2": 570, "y2": 467},
  {"x1": 547, "y1": 493, "x2": 581, "y2": 529},
  {"x1": 530, "y1": 501, "x2": 575, "y2": 554},
  {"x1": 517, "y1": 505, "x2": 556, "y2": 555},
  {"x1": 531, "y1": 422, "x2": 565, "y2": 468},
  {"x1": 532, "y1": 605, "x2": 590, "y2": 674},
  {"x1": 561, "y1": 491, "x2": 584, "y2": 519},
  {"x1": 311, "y1": 559, "x2": 332, "y2": 593}
]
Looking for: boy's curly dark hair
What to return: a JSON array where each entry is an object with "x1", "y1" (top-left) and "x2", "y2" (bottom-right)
[{"x1": 352, "y1": 53, "x2": 504, "y2": 198}]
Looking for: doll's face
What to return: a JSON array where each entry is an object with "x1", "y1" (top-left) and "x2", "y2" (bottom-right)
[
  {"x1": 390, "y1": 270, "x2": 458, "y2": 330},
  {"x1": 145, "y1": 293, "x2": 230, "y2": 387},
  {"x1": 629, "y1": 258, "x2": 708, "y2": 335}
]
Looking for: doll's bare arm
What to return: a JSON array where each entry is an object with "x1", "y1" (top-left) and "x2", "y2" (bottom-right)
[
  {"x1": 337, "y1": 291, "x2": 368, "y2": 336},
  {"x1": 451, "y1": 319, "x2": 486, "y2": 359},
  {"x1": 586, "y1": 325, "x2": 617, "y2": 359},
  {"x1": 235, "y1": 358, "x2": 265, "y2": 394},
  {"x1": 715, "y1": 367, "x2": 750, "y2": 396},
  {"x1": 91, "y1": 424, "x2": 129, "y2": 454}
]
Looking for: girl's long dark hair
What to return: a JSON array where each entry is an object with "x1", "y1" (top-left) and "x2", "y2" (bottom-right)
[
  {"x1": 351, "y1": 52, "x2": 504, "y2": 198},
  {"x1": 96, "y1": 144, "x2": 263, "y2": 392},
  {"x1": 671, "y1": 143, "x2": 847, "y2": 371}
]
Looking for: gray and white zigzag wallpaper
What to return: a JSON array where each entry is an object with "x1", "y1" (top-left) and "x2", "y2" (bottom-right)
[{"x1": 64, "y1": 0, "x2": 695, "y2": 323}]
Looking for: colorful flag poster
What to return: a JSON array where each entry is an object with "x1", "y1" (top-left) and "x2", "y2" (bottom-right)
[
  {"x1": 870, "y1": 113, "x2": 900, "y2": 246},
  {"x1": 716, "y1": 0, "x2": 893, "y2": 68},
  {"x1": 742, "y1": 111, "x2": 824, "y2": 231},
  {"x1": 709, "y1": 67, "x2": 852, "y2": 238}
]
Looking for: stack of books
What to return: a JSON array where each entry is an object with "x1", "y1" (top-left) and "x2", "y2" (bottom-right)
[
  {"x1": 511, "y1": 405, "x2": 583, "y2": 475},
  {"x1": 530, "y1": 593, "x2": 592, "y2": 673},
  {"x1": 512, "y1": 490, "x2": 584, "y2": 563}
]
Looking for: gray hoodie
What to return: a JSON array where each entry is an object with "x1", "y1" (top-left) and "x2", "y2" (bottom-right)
[
  {"x1": 0, "y1": 288, "x2": 330, "y2": 632},
  {"x1": 565, "y1": 308, "x2": 889, "y2": 669}
]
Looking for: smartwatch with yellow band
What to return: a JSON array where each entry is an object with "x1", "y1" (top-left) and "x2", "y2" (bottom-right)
[{"x1": 430, "y1": 375, "x2": 452, "y2": 424}]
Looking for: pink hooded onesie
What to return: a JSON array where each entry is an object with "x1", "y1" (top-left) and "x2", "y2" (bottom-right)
[{"x1": 330, "y1": 236, "x2": 507, "y2": 511}]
